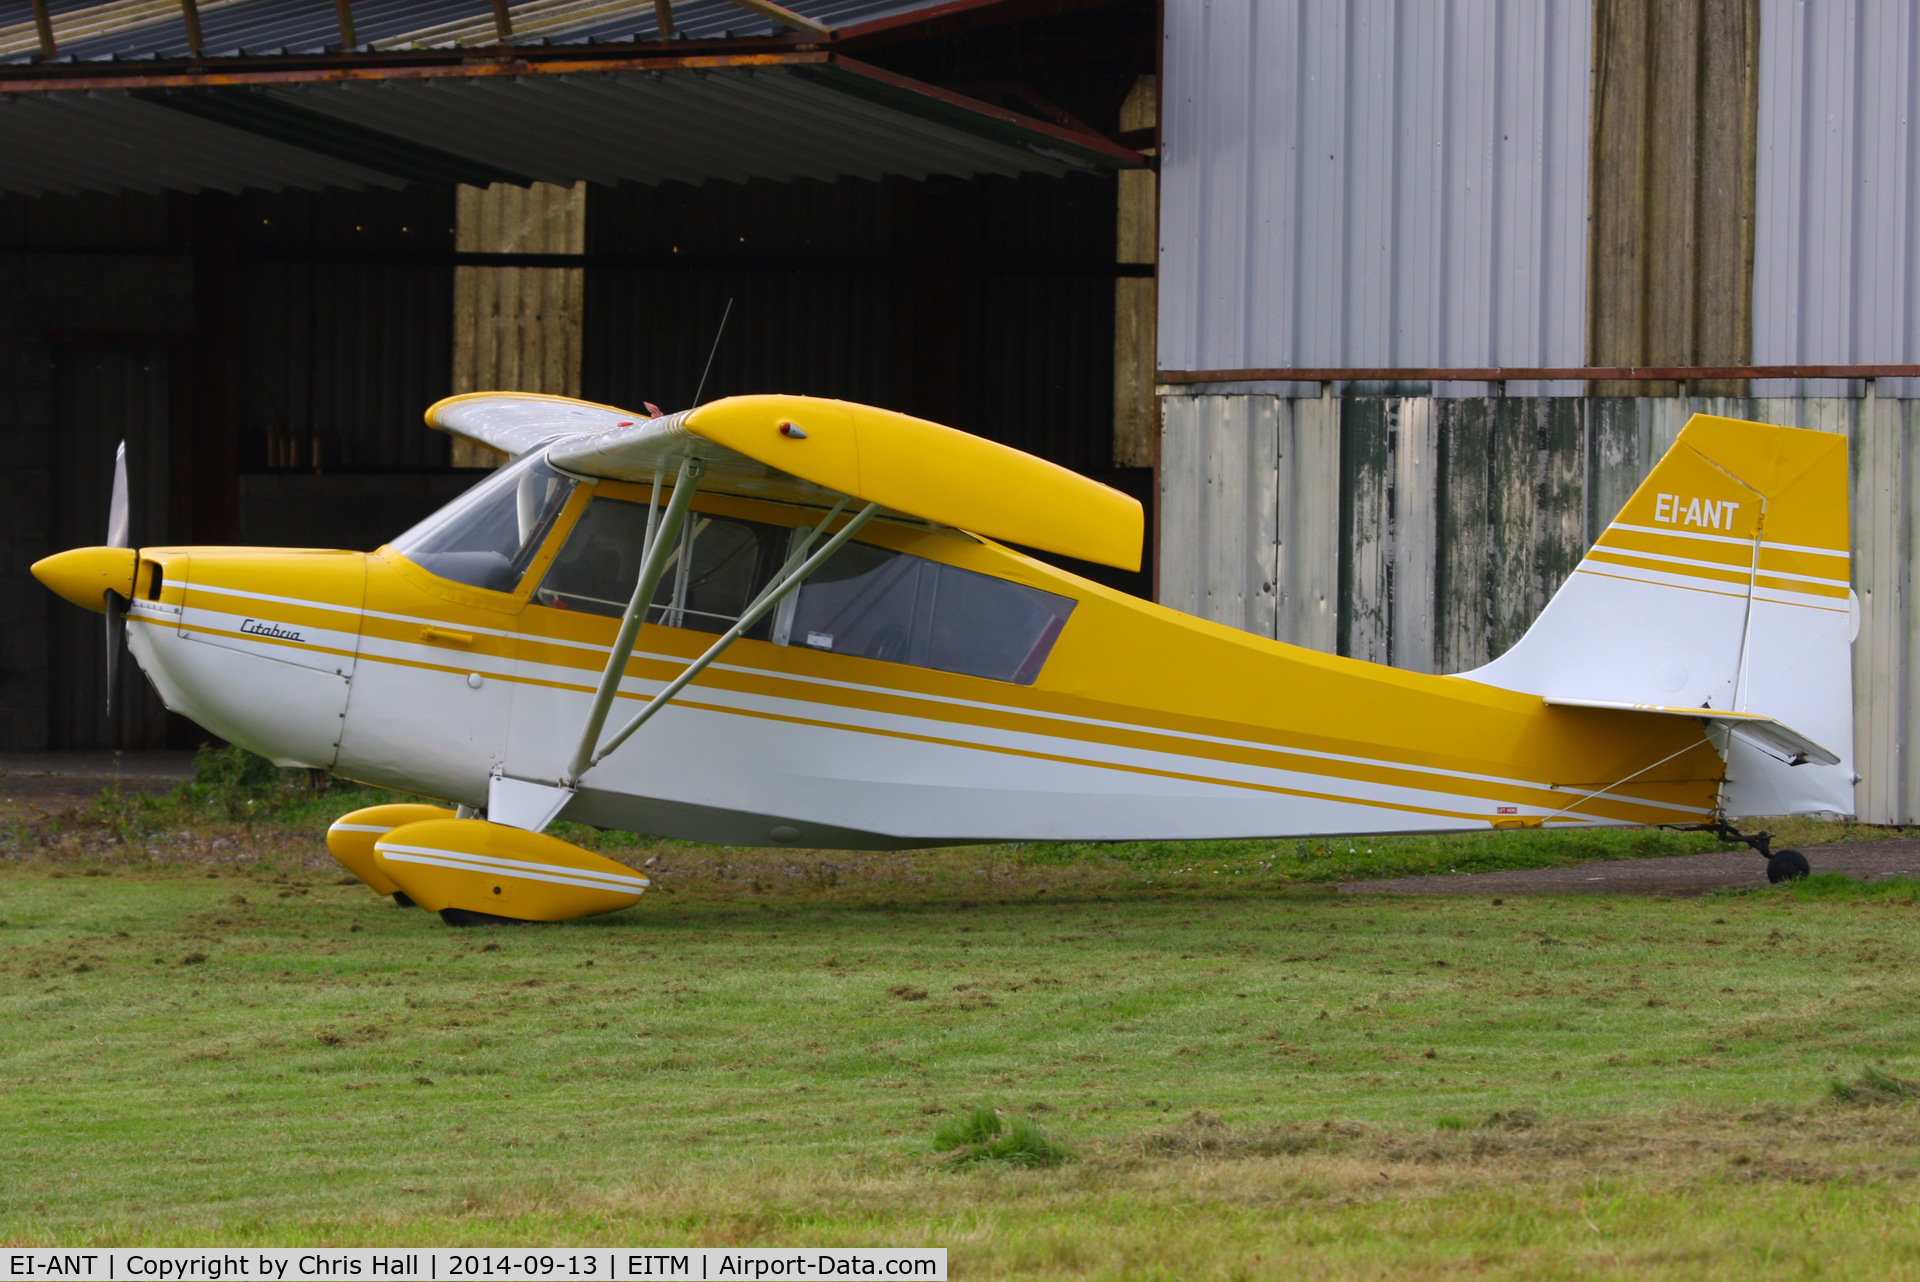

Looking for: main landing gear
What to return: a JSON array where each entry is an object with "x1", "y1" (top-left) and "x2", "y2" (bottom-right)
[{"x1": 1670, "y1": 819, "x2": 1810, "y2": 884}]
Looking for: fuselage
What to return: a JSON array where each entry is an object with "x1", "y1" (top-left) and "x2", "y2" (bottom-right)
[{"x1": 114, "y1": 471, "x2": 1723, "y2": 849}]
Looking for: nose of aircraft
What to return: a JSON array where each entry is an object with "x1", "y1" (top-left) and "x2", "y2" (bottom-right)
[{"x1": 32, "y1": 546, "x2": 136, "y2": 612}]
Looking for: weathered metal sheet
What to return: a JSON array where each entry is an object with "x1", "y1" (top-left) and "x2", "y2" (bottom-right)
[
  {"x1": 1390, "y1": 397, "x2": 1437, "y2": 673},
  {"x1": 1753, "y1": 0, "x2": 1920, "y2": 398},
  {"x1": 1433, "y1": 399, "x2": 1491, "y2": 673},
  {"x1": 1157, "y1": 0, "x2": 1593, "y2": 392},
  {"x1": 1337, "y1": 399, "x2": 1391, "y2": 664},
  {"x1": 1486, "y1": 399, "x2": 1539, "y2": 658},
  {"x1": 1275, "y1": 395, "x2": 1339, "y2": 650},
  {"x1": 1159, "y1": 394, "x2": 1278, "y2": 638},
  {"x1": 1849, "y1": 394, "x2": 1908, "y2": 824},
  {"x1": 1159, "y1": 392, "x2": 1340, "y2": 647}
]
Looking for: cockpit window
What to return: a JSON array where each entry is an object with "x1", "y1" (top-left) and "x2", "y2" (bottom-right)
[
  {"x1": 788, "y1": 542, "x2": 1074, "y2": 685},
  {"x1": 534, "y1": 497, "x2": 789, "y2": 638},
  {"x1": 391, "y1": 454, "x2": 576, "y2": 594}
]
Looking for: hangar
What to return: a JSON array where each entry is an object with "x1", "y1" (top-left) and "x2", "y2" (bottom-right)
[{"x1": 0, "y1": 0, "x2": 1159, "y2": 751}]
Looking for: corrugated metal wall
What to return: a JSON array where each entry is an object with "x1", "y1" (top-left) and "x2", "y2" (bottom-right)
[
  {"x1": 1157, "y1": 393, "x2": 1339, "y2": 648},
  {"x1": 1, "y1": 190, "x2": 192, "y2": 750},
  {"x1": 1753, "y1": 0, "x2": 1920, "y2": 397},
  {"x1": 239, "y1": 186, "x2": 455, "y2": 471},
  {"x1": 47, "y1": 344, "x2": 175, "y2": 749},
  {"x1": 1157, "y1": 0, "x2": 1592, "y2": 390},
  {"x1": 1161, "y1": 391, "x2": 1920, "y2": 822},
  {"x1": 585, "y1": 172, "x2": 1120, "y2": 474}
]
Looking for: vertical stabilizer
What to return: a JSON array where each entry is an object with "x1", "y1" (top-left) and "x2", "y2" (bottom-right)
[{"x1": 1461, "y1": 414, "x2": 1854, "y2": 817}]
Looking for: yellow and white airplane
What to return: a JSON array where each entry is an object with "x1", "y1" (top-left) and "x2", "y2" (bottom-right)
[{"x1": 33, "y1": 396, "x2": 1854, "y2": 923}]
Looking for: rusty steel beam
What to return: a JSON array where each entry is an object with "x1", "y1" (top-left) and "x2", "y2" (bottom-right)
[
  {"x1": 0, "y1": 51, "x2": 823, "y2": 94},
  {"x1": 655, "y1": 0, "x2": 674, "y2": 37},
  {"x1": 832, "y1": 54, "x2": 1144, "y2": 165},
  {"x1": 333, "y1": 0, "x2": 356, "y2": 47},
  {"x1": 1158, "y1": 365, "x2": 1920, "y2": 384},
  {"x1": 491, "y1": 0, "x2": 513, "y2": 41}
]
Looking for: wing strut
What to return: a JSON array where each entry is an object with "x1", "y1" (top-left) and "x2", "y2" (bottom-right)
[
  {"x1": 547, "y1": 470, "x2": 880, "y2": 803},
  {"x1": 585, "y1": 498, "x2": 881, "y2": 770},
  {"x1": 561, "y1": 456, "x2": 705, "y2": 788}
]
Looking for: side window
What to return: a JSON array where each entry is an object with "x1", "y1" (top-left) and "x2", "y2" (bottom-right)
[
  {"x1": 390, "y1": 455, "x2": 575, "y2": 594},
  {"x1": 788, "y1": 542, "x2": 1074, "y2": 685},
  {"x1": 534, "y1": 497, "x2": 789, "y2": 639}
]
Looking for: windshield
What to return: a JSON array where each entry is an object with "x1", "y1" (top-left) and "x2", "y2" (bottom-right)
[{"x1": 390, "y1": 454, "x2": 576, "y2": 594}]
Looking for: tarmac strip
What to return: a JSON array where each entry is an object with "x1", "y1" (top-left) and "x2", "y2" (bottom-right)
[{"x1": 1340, "y1": 838, "x2": 1920, "y2": 896}]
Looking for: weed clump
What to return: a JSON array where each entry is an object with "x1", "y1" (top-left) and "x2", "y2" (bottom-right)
[
  {"x1": 1829, "y1": 1064, "x2": 1920, "y2": 1106},
  {"x1": 1481, "y1": 1108, "x2": 1540, "y2": 1131},
  {"x1": 933, "y1": 1107, "x2": 1071, "y2": 1168}
]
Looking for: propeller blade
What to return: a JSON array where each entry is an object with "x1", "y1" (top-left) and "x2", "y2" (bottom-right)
[
  {"x1": 105, "y1": 440, "x2": 130, "y2": 722},
  {"x1": 105, "y1": 591, "x2": 124, "y2": 721},
  {"x1": 106, "y1": 440, "x2": 129, "y2": 549}
]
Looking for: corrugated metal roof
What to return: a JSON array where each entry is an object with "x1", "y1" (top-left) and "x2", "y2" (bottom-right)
[
  {"x1": 1752, "y1": 0, "x2": 1920, "y2": 398},
  {"x1": 0, "y1": 58, "x2": 1141, "y2": 194},
  {"x1": 0, "y1": 87, "x2": 400, "y2": 192},
  {"x1": 1157, "y1": 0, "x2": 1593, "y2": 397},
  {"x1": 2, "y1": 0, "x2": 937, "y2": 63}
]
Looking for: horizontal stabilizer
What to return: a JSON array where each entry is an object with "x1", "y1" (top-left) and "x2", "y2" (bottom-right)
[{"x1": 1543, "y1": 697, "x2": 1842, "y2": 767}]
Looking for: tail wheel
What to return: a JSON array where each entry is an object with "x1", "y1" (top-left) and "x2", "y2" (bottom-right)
[{"x1": 1767, "y1": 849, "x2": 1811, "y2": 884}]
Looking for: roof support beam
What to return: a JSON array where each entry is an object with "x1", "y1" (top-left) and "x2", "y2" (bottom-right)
[
  {"x1": 654, "y1": 0, "x2": 674, "y2": 37},
  {"x1": 722, "y1": 0, "x2": 832, "y2": 37},
  {"x1": 178, "y1": 0, "x2": 204, "y2": 54},
  {"x1": 28, "y1": 0, "x2": 55, "y2": 58},
  {"x1": 333, "y1": 0, "x2": 356, "y2": 49}
]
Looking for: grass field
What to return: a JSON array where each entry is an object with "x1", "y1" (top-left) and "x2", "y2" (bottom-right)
[{"x1": 5, "y1": 754, "x2": 1920, "y2": 1276}]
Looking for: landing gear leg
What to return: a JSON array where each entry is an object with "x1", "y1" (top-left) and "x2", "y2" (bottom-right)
[{"x1": 1668, "y1": 819, "x2": 1809, "y2": 884}]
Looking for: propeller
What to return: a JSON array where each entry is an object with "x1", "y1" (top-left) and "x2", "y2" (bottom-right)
[{"x1": 105, "y1": 441, "x2": 128, "y2": 720}]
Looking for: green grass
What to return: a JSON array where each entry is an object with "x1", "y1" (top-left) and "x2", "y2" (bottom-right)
[
  {"x1": 7, "y1": 748, "x2": 1920, "y2": 1274},
  {"x1": 5, "y1": 847, "x2": 1920, "y2": 1276}
]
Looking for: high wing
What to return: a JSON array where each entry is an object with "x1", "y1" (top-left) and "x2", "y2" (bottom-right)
[
  {"x1": 1542, "y1": 697, "x2": 1843, "y2": 767},
  {"x1": 427, "y1": 391, "x2": 1143, "y2": 571}
]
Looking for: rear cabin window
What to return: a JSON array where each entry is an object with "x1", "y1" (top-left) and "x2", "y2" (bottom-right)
[
  {"x1": 534, "y1": 497, "x2": 790, "y2": 638},
  {"x1": 787, "y1": 542, "x2": 1074, "y2": 685}
]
